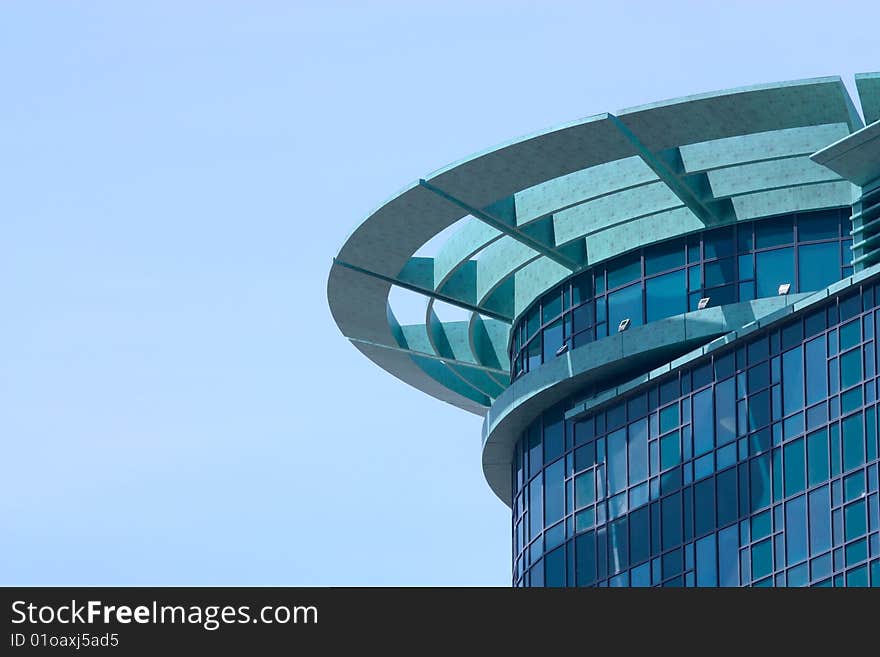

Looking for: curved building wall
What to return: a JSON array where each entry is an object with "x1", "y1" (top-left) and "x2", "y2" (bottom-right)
[
  {"x1": 510, "y1": 208, "x2": 853, "y2": 380},
  {"x1": 511, "y1": 279, "x2": 880, "y2": 587}
]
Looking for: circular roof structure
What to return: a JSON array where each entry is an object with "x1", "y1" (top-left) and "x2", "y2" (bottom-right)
[{"x1": 328, "y1": 76, "x2": 871, "y2": 416}]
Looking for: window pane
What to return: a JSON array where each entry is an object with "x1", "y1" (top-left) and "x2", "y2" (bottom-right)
[
  {"x1": 694, "y1": 478, "x2": 716, "y2": 536},
  {"x1": 805, "y1": 337, "x2": 828, "y2": 405},
  {"x1": 662, "y1": 492, "x2": 682, "y2": 550},
  {"x1": 798, "y1": 210, "x2": 839, "y2": 241},
  {"x1": 705, "y1": 257, "x2": 736, "y2": 287},
  {"x1": 609, "y1": 517, "x2": 629, "y2": 573},
  {"x1": 542, "y1": 290, "x2": 562, "y2": 322},
  {"x1": 809, "y1": 486, "x2": 831, "y2": 553},
  {"x1": 526, "y1": 337, "x2": 542, "y2": 372},
  {"x1": 646, "y1": 270, "x2": 686, "y2": 322},
  {"x1": 542, "y1": 320, "x2": 563, "y2": 363},
  {"x1": 756, "y1": 247, "x2": 794, "y2": 297},
  {"x1": 572, "y1": 302, "x2": 594, "y2": 333},
  {"x1": 719, "y1": 525, "x2": 739, "y2": 586},
  {"x1": 715, "y1": 378, "x2": 736, "y2": 445},
  {"x1": 529, "y1": 474, "x2": 543, "y2": 537},
  {"x1": 717, "y1": 468, "x2": 738, "y2": 526},
  {"x1": 748, "y1": 389, "x2": 771, "y2": 431},
  {"x1": 786, "y1": 495, "x2": 808, "y2": 564},
  {"x1": 628, "y1": 420, "x2": 648, "y2": 485},
  {"x1": 842, "y1": 414, "x2": 865, "y2": 471},
  {"x1": 807, "y1": 429, "x2": 830, "y2": 486},
  {"x1": 629, "y1": 508, "x2": 651, "y2": 567},
  {"x1": 782, "y1": 347, "x2": 804, "y2": 415},
  {"x1": 784, "y1": 438, "x2": 806, "y2": 496},
  {"x1": 645, "y1": 240, "x2": 685, "y2": 275},
  {"x1": 704, "y1": 227, "x2": 734, "y2": 259},
  {"x1": 840, "y1": 348, "x2": 862, "y2": 388},
  {"x1": 574, "y1": 470, "x2": 595, "y2": 508},
  {"x1": 608, "y1": 282, "x2": 643, "y2": 330},
  {"x1": 607, "y1": 254, "x2": 640, "y2": 289},
  {"x1": 751, "y1": 539, "x2": 773, "y2": 579},
  {"x1": 738, "y1": 253, "x2": 754, "y2": 279},
  {"x1": 845, "y1": 499, "x2": 867, "y2": 541},
  {"x1": 526, "y1": 306, "x2": 540, "y2": 337},
  {"x1": 575, "y1": 531, "x2": 596, "y2": 585},
  {"x1": 660, "y1": 431, "x2": 681, "y2": 469},
  {"x1": 693, "y1": 388, "x2": 715, "y2": 456},
  {"x1": 696, "y1": 534, "x2": 717, "y2": 586},
  {"x1": 750, "y1": 454, "x2": 771, "y2": 511},
  {"x1": 607, "y1": 429, "x2": 627, "y2": 495},
  {"x1": 799, "y1": 242, "x2": 840, "y2": 291},
  {"x1": 544, "y1": 546, "x2": 565, "y2": 587},
  {"x1": 528, "y1": 424, "x2": 542, "y2": 478},
  {"x1": 544, "y1": 459, "x2": 565, "y2": 525},
  {"x1": 756, "y1": 216, "x2": 793, "y2": 248}
]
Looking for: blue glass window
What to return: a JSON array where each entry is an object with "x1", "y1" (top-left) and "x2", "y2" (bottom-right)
[
  {"x1": 717, "y1": 468, "x2": 738, "y2": 526},
  {"x1": 756, "y1": 247, "x2": 795, "y2": 297},
  {"x1": 784, "y1": 438, "x2": 806, "y2": 496},
  {"x1": 542, "y1": 290, "x2": 562, "y2": 322},
  {"x1": 756, "y1": 216, "x2": 793, "y2": 249},
  {"x1": 645, "y1": 241, "x2": 685, "y2": 275},
  {"x1": 752, "y1": 539, "x2": 773, "y2": 579},
  {"x1": 544, "y1": 459, "x2": 565, "y2": 525},
  {"x1": 544, "y1": 545, "x2": 565, "y2": 587},
  {"x1": 575, "y1": 532, "x2": 595, "y2": 586},
  {"x1": 607, "y1": 429, "x2": 627, "y2": 495},
  {"x1": 809, "y1": 486, "x2": 832, "y2": 554},
  {"x1": 646, "y1": 270, "x2": 686, "y2": 322},
  {"x1": 842, "y1": 414, "x2": 865, "y2": 472},
  {"x1": 845, "y1": 499, "x2": 867, "y2": 541},
  {"x1": 807, "y1": 429, "x2": 830, "y2": 486},
  {"x1": 693, "y1": 388, "x2": 714, "y2": 456},
  {"x1": 660, "y1": 432, "x2": 681, "y2": 470},
  {"x1": 782, "y1": 347, "x2": 804, "y2": 416},
  {"x1": 628, "y1": 420, "x2": 648, "y2": 485},
  {"x1": 629, "y1": 507, "x2": 650, "y2": 565},
  {"x1": 529, "y1": 474, "x2": 543, "y2": 539},
  {"x1": 608, "y1": 282, "x2": 643, "y2": 330},
  {"x1": 805, "y1": 337, "x2": 828, "y2": 405},
  {"x1": 840, "y1": 349, "x2": 862, "y2": 389},
  {"x1": 542, "y1": 320, "x2": 563, "y2": 363},
  {"x1": 704, "y1": 228, "x2": 734, "y2": 259},
  {"x1": 798, "y1": 210, "x2": 839, "y2": 241},
  {"x1": 528, "y1": 425, "x2": 542, "y2": 478},
  {"x1": 574, "y1": 470, "x2": 595, "y2": 508},
  {"x1": 718, "y1": 525, "x2": 739, "y2": 586},
  {"x1": 715, "y1": 378, "x2": 736, "y2": 445},
  {"x1": 786, "y1": 495, "x2": 808, "y2": 564},
  {"x1": 799, "y1": 242, "x2": 840, "y2": 291},
  {"x1": 750, "y1": 454, "x2": 771, "y2": 511},
  {"x1": 662, "y1": 492, "x2": 682, "y2": 550},
  {"x1": 607, "y1": 254, "x2": 641, "y2": 290},
  {"x1": 696, "y1": 534, "x2": 717, "y2": 586}
]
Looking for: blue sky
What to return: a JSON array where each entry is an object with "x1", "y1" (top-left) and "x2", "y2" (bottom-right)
[{"x1": 1, "y1": 2, "x2": 876, "y2": 585}]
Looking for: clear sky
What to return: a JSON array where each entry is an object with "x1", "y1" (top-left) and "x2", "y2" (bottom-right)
[{"x1": 1, "y1": 1, "x2": 876, "y2": 585}]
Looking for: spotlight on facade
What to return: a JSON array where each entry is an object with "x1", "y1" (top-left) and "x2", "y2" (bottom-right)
[
  {"x1": 555, "y1": 343, "x2": 569, "y2": 356},
  {"x1": 618, "y1": 318, "x2": 631, "y2": 332},
  {"x1": 697, "y1": 297, "x2": 711, "y2": 310},
  {"x1": 778, "y1": 283, "x2": 792, "y2": 295}
]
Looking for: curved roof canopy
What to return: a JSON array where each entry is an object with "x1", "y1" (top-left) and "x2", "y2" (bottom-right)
[{"x1": 328, "y1": 76, "x2": 874, "y2": 414}]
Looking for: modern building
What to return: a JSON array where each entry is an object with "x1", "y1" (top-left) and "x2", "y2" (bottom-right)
[{"x1": 328, "y1": 75, "x2": 880, "y2": 587}]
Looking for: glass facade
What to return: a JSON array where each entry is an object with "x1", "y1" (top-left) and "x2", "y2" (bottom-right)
[
  {"x1": 511, "y1": 281, "x2": 880, "y2": 587},
  {"x1": 510, "y1": 209, "x2": 852, "y2": 380}
]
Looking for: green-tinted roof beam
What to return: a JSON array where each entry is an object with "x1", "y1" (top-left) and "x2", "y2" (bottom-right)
[
  {"x1": 608, "y1": 114, "x2": 730, "y2": 226},
  {"x1": 418, "y1": 179, "x2": 582, "y2": 271},
  {"x1": 333, "y1": 257, "x2": 512, "y2": 322}
]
